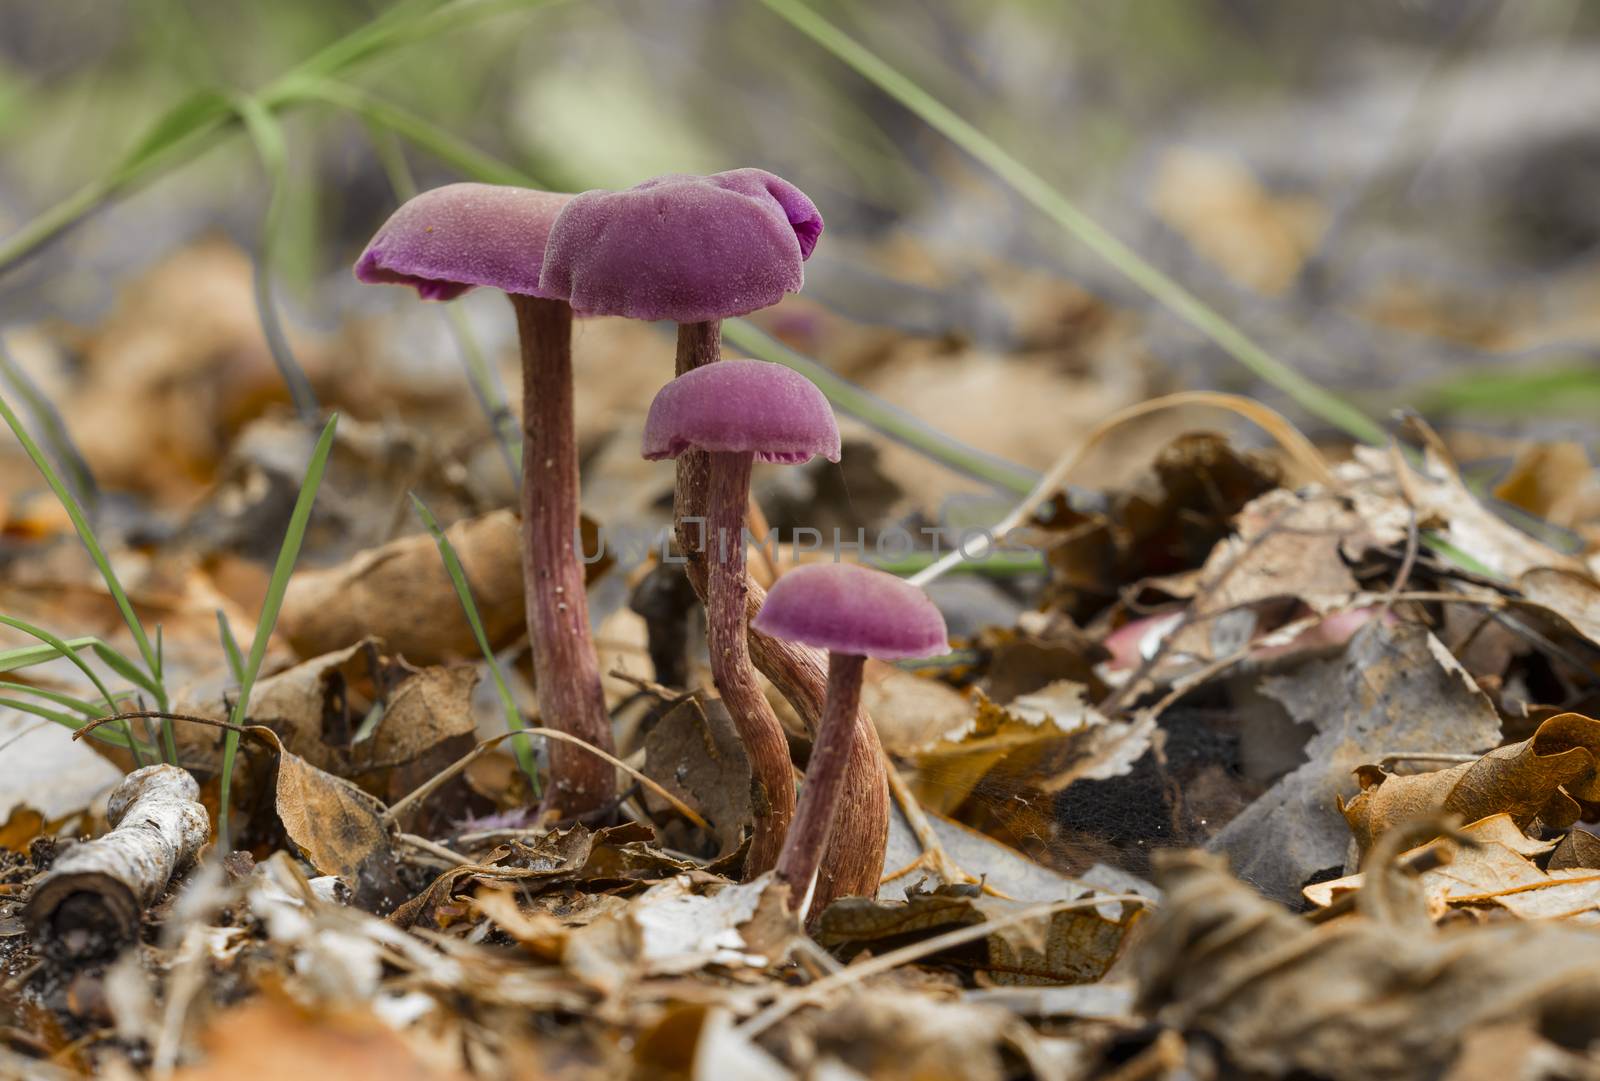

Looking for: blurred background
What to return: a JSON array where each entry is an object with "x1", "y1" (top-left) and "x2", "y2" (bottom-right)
[{"x1": 2, "y1": 0, "x2": 1600, "y2": 848}]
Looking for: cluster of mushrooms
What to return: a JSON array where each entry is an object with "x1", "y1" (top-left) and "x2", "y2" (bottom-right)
[{"x1": 356, "y1": 169, "x2": 948, "y2": 913}]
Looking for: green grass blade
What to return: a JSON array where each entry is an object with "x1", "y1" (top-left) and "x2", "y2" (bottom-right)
[
  {"x1": 0, "y1": 339, "x2": 99, "y2": 514},
  {"x1": 216, "y1": 610, "x2": 245, "y2": 685},
  {"x1": 410, "y1": 493, "x2": 540, "y2": 793},
  {"x1": 0, "y1": 90, "x2": 233, "y2": 273},
  {"x1": 0, "y1": 636, "x2": 98, "y2": 674},
  {"x1": 0, "y1": 697, "x2": 133, "y2": 750},
  {"x1": 234, "y1": 94, "x2": 321, "y2": 423},
  {"x1": 91, "y1": 640, "x2": 163, "y2": 699},
  {"x1": 0, "y1": 615, "x2": 142, "y2": 762},
  {"x1": 218, "y1": 414, "x2": 338, "y2": 843},
  {"x1": 0, "y1": 392, "x2": 166, "y2": 707},
  {"x1": 289, "y1": 79, "x2": 539, "y2": 188},
  {"x1": 0, "y1": 679, "x2": 127, "y2": 717},
  {"x1": 758, "y1": 0, "x2": 1384, "y2": 447}
]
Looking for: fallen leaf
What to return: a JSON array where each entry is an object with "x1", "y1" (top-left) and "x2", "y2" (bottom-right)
[
  {"x1": 172, "y1": 993, "x2": 467, "y2": 1081},
  {"x1": 1341, "y1": 712, "x2": 1600, "y2": 853}
]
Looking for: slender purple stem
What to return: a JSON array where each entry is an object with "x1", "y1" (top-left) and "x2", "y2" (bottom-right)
[
  {"x1": 512, "y1": 294, "x2": 614, "y2": 814},
  {"x1": 775, "y1": 651, "x2": 865, "y2": 909}
]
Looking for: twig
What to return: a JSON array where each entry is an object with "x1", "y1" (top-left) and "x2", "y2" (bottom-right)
[
  {"x1": 1376, "y1": 752, "x2": 1479, "y2": 769},
  {"x1": 737, "y1": 892, "x2": 1152, "y2": 1037},
  {"x1": 398, "y1": 831, "x2": 472, "y2": 867}
]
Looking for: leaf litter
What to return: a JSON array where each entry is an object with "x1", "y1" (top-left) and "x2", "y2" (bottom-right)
[{"x1": 5, "y1": 235, "x2": 1600, "y2": 1081}]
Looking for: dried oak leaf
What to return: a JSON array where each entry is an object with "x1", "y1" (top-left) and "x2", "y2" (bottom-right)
[
  {"x1": 1550, "y1": 828, "x2": 1600, "y2": 871},
  {"x1": 902, "y1": 680, "x2": 1153, "y2": 815},
  {"x1": 1209, "y1": 618, "x2": 1503, "y2": 902},
  {"x1": 818, "y1": 884, "x2": 1141, "y2": 986},
  {"x1": 1342, "y1": 712, "x2": 1600, "y2": 853}
]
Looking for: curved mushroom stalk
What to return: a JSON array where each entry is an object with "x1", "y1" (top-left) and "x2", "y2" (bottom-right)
[{"x1": 644, "y1": 356, "x2": 839, "y2": 877}]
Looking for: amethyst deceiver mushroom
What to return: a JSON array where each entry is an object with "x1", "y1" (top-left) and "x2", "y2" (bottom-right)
[
  {"x1": 356, "y1": 182, "x2": 616, "y2": 815},
  {"x1": 643, "y1": 360, "x2": 841, "y2": 876},
  {"x1": 754, "y1": 562, "x2": 948, "y2": 909}
]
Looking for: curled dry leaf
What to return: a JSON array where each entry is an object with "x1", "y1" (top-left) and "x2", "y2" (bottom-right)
[
  {"x1": 1342, "y1": 712, "x2": 1600, "y2": 853},
  {"x1": 1210, "y1": 618, "x2": 1503, "y2": 901},
  {"x1": 1138, "y1": 849, "x2": 1600, "y2": 1080},
  {"x1": 1305, "y1": 814, "x2": 1600, "y2": 922}
]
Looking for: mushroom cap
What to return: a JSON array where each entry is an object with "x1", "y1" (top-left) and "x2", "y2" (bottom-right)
[
  {"x1": 643, "y1": 360, "x2": 840, "y2": 465},
  {"x1": 538, "y1": 168, "x2": 823, "y2": 323},
  {"x1": 753, "y1": 563, "x2": 949, "y2": 660},
  {"x1": 355, "y1": 183, "x2": 573, "y2": 301}
]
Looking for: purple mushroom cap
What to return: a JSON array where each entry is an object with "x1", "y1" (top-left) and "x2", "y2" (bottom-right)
[
  {"x1": 539, "y1": 168, "x2": 823, "y2": 323},
  {"x1": 355, "y1": 183, "x2": 574, "y2": 301},
  {"x1": 643, "y1": 360, "x2": 840, "y2": 465},
  {"x1": 753, "y1": 563, "x2": 949, "y2": 660}
]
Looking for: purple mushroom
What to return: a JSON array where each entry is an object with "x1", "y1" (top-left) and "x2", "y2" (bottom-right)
[
  {"x1": 643, "y1": 360, "x2": 840, "y2": 876},
  {"x1": 356, "y1": 182, "x2": 616, "y2": 815},
  {"x1": 754, "y1": 563, "x2": 948, "y2": 910}
]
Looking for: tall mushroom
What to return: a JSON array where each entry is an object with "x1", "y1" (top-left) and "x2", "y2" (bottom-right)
[
  {"x1": 643, "y1": 359, "x2": 840, "y2": 875},
  {"x1": 754, "y1": 563, "x2": 948, "y2": 911},
  {"x1": 356, "y1": 182, "x2": 616, "y2": 815},
  {"x1": 541, "y1": 169, "x2": 890, "y2": 907}
]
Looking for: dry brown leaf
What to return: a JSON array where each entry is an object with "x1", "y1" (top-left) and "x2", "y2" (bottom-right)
[
  {"x1": 1550, "y1": 828, "x2": 1600, "y2": 871},
  {"x1": 172, "y1": 993, "x2": 466, "y2": 1081},
  {"x1": 261, "y1": 727, "x2": 400, "y2": 909},
  {"x1": 1341, "y1": 712, "x2": 1600, "y2": 853},
  {"x1": 818, "y1": 885, "x2": 1141, "y2": 986},
  {"x1": 902, "y1": 681, "x2": 1152, "y2": 815},
  {"x1": 278, "y1": 510, "x2": 526, "y2": 666},
  {"x1": 0, "y1": 805, "x2": 46, "y2": 853},
  {"x1": 642, "y1": 696, "x2": 751, "y2": 857},
  {"x1": 1492, "y1": 442, "x2": 1595, "y2": 527}
]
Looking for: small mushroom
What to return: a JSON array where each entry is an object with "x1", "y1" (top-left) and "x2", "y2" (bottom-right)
[
  {"x1": 754, "y1": 563, "x2": 949, "y2": 910},
  {"x1": 356, "y1": 183, "x2": 616, "y2": 815},
  {"x1": 643, "y1": 359, "x2": 841, "y2": 875}
]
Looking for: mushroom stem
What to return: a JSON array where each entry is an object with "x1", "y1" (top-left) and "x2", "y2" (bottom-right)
[
  {"x1": 671, "y1": 323, "x2": 889, "y2": 909},
  {"x1": 511, "y1": 294, "x2": 614, "y2": 814},
  {"x1": 706, "y1": 450, "x2": 796, "y2": 876},
  {"x1": 775, "y1": 651, "x2": 865, "y2": 910}
]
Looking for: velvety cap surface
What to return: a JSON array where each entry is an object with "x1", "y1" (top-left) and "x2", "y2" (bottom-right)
[
  {"x1": 355, "y1": 183, "x2": 573, "y2": 301},
  {"x1": 643, "y1": 360, "x2": 840, "y2": 464},
  {"x1": 539, "y1": 168, "x2": 823, "y2": 322},
  {"x1": 753, "y1": 563, "x2": 949, "y2": 660}
]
